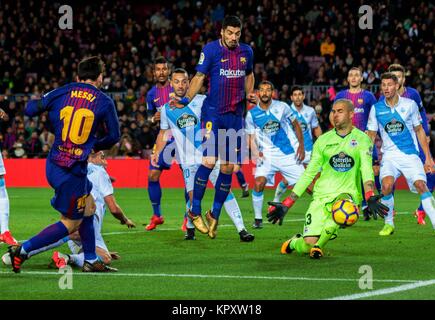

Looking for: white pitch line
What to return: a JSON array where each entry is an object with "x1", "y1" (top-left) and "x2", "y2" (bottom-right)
[
  {"x1": 327, "y1": 279, "x2": 435, "y2": 300},
  {"x1": 0, "y1": 270, "x2": 419, "y2": 284}
]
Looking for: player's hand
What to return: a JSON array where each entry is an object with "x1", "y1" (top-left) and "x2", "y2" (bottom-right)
[
  {"x1": 110, "y1": 252, "x2": 121, "y2": 260},
  {"x1": 122, "y1": 218, "x2": 136, "y2": 228},
  {"x1": 0, "y1": 108, "x2": 9, "y2": 121},
  {"x1": 246, "y1": 92, "x2": 258, "y2": 104},
  {"x1": 365, "y1": 192, "x2": 389, "y2": 219},
  {"x1": 151, "y1": 153, "x2": 159, "y2": 167},
  {"x1": 295, "y1": 145, "x2": 305, "y2": 163},
  {"x1": 153, "y1": 111, "x2": 161, "y2": 122},
  {"x1": 266, "y1": 197, "x2": 295, "y2": 225},
  {"x1": 424, "y1": 158, "x2": 435, "y2": 174},
  {"x1": 169, "y1": 96, "x2": 189, "y2": 109}
]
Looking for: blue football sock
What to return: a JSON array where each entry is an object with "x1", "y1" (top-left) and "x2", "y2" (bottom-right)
[
  {"x1": 192, "y1": 165, "x2": 213, "y2": 215},
  {"x1": 374, "y1": 175, "x2": 381, "y2": 193},
  {"x1": 235, "y1": 170, "x2": 247, "y2": 188},
  {"x1": 418, "y1": 202, "x2": 424, "y2": 211},
  {"x1": 22, "y1": 221, "x2": 69, "y2": 254},
  {"x1": 79, "y1": 215, "x2": 97, "y2": 262},
  {"x1": 212, "y1": 171, "x2": 232, "y2": 219},
  {"x1": 148, "y1": 180, "x2": 162, "y2": 217}
]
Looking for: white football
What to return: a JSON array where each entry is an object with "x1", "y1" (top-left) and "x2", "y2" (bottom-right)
[{"x1": 2, "y1": 253, "x2": 11, "y2": 266}]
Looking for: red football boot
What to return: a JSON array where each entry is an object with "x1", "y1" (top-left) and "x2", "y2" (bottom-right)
[
  {"x1": 145, "y1": 215, "x2": 164, "y2": 231},
  {"x1": 0, "y1": 231, "x2": 18, "y2": 246}
]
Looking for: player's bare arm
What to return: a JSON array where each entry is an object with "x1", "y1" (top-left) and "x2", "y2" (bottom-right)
[
  {"x1": 104, "y1": 195, "x2": 136, "y2": 228},
  {"x1": 313, "y1": 126, "x2": 322, "y2": 138},
  {"x1": 245, "y1": 72, "x2": 257, "y2": 103},
  {"x1": 151, "y1": 129, "x2": 169, "y2": 167},
  {"x1": 366, "y1": 130, "x2": 377, "y2": 143},
  {"x1": 247, "y1": 133, "x2": 263, "y2": 161},
  {"x1": 414, "y1": 124, "x2": 435, "y2": 173},
  {"x1": 292, "y1": 119, "x2": 305, "y2": 162}
]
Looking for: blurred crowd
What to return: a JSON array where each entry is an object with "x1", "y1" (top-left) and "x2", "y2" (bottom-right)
[{"x1": 0, "y1": 0, "x2": 434, "y2": 158}]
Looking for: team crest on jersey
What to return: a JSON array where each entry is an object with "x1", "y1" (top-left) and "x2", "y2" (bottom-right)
[
  {"x1": 384, "y1": 118, "x2": 404, "y2": 136},
  {"x1": 240, "y1": 57, "x2": 246, "y2": 64},
  {"x1": 198, "y1": 52, "x2": 205, "y2": 65},
  {"x1": 299, "y1": 121, "x2": 308, "y2": 132},
  {"x1": 357, "y1": 98, "x2": 364, "y2": 105},
  {"x1": 330, "y1": 152, "x2": 355, "y2": 172},
  {"x1": 176, "y1": 113, "x2": 198, "y2": 129},
  {"x1": 350, "y1": 139, "x2": 358, "y2": 147},
  {"x1": 262, "y1": 120, "x2": 281, "y2": 134}
]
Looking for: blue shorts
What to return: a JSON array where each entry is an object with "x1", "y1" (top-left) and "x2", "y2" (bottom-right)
[
  {"x1": 201, "y1": 112, "x2": 243, "y2": 163},
  {"x1": 149, "y1": 140, "x2": 175, "y2": 171},
  {"x1": 372, "y1": 146, "x2": 379, "y2": 166},
  {"x1": 46, "y1": 159, "x2": 92, "y2": 220}
]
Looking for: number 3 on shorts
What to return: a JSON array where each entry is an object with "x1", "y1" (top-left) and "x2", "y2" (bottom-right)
[{"x1": 306, "y1": 213, "x2": 312, "y2": 225}]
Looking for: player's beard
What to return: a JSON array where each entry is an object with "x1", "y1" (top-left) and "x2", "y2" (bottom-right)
[{"x1": 260, "y1": 96, "x2": 271, "y2": 104}]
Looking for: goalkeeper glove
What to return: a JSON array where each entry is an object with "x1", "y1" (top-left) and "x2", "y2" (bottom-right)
[
  {"x1": 266, "y1": 197, "x2": 295, "y2": 225},
  {"x1": 365, "y1": 191, "x2": 389, "y2": 219}
]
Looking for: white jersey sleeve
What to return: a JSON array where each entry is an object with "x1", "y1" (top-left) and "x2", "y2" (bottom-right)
[
  {"x1": 283, "y1": 102, "x2": 297, "y2": 123},
  {"x1": 245, "y1": 111, "x2": 255, "y2": 134},
  {"x1": 310, "y1": 108, "x2": 319, "y2": 128},
  {"x1": 366, "y1": 105, "x2": 378, "y2": 131},
  {"x1": 410, "y1": 101, "x2": 422, "y2": 128},
  {"x1": 97, "y1": 168, "x2": 114, "y2": 198},
  {"x1": 160, "y1": 104, "x2": 169, "y2": 130}
]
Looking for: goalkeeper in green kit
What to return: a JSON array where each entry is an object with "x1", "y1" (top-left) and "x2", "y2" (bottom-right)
[{"x1": 267, "y1": 99, "x2": 388, "y2": 259}]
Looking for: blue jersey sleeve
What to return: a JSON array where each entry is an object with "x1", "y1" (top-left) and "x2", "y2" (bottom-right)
[
  {"x1": 412, "y1": 90, "x2": 429, "y2": 136},
  {"x1": 146, "y1": 89, "x2": 156, "y2": 114},
  {"x1": 94, "y1": 99, "x2": 121, "y2": 151},
  {"x1": 334, "y1": 90, "x2": 345, "y2": 102},
  {"x1": 24, "y1": 89, "x2": 58, "y2": 117},
  {"x1": 196, "y1": 43, "x2": 214, "y2": 75}
]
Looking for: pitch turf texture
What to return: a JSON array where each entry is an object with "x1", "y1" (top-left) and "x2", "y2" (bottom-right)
[{"x1": 1, "y1": 188, "x2": 435, "y2": 300}]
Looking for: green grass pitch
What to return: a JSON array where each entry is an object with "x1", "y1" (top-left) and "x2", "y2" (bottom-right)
[{"x1": 1, "y1": 187, "x2": 435, "y2": 300}]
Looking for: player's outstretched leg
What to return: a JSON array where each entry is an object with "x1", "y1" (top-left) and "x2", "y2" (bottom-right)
[
  {"x1": 273, "y1": 180, "x2": 288, "y2": 203},
  {"x1": 222, "y1": 192, "x2": 254, "y2": 242}
]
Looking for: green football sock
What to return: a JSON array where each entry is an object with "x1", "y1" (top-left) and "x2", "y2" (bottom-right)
[
  {"x1": 290, "y1": 237, "x2": 312, "y2": 254},
  {"x1": 315, "y1": 221, "x2": 339, "y2": 249}
]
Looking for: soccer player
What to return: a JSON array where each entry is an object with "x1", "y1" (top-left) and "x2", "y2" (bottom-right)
[
  {"x1": 246, "y1": 81, "x2": 305, "y2": 229},
  {"x1": 7, "y1": 56, "x2": 120, "y2": 273},
  {"x1": 272, "y1": 85, "x2": 322, "y2": 203},
  {"x1": 267, "y1": 99, "x2": 387, "y2": 258},
  {"x1": 153, "y1": 68, "x2": 254, "y2": 241},
  {"x1": 145, "y1": 57, "x2": 174, "y2": 231},
  {"x1": 234, "y1": 165, "x2": 250, "y2": 198},
  {"x1": 170, "y1": 16, "x2": 256, "y2": 237},
  {"x1": 333, "y1": 67, "x2": 379, "y2": 220},
  {"x1": 0, "y1": 108, "x2": 18, "y2": 245},
  {"x1": 367, "y1": 72, "x2": 435, "y2": 236},
  {"x1": 387, "y1": 64, "x2": 432, "y2": 225}
]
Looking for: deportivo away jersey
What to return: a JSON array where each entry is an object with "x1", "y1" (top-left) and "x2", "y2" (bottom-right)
[
  {"x1": 245, "y1": 100, "x2": 297, "y2": 157},
  {"x1": 87, "y1": 163, "x2": 113, "y2": 224},
  {"x1": 367, "y1": 96, "x2": 421, "y2": 156},
  {"x1": 160, "y1": 95, "x2": 206, "y2": 165},
  {"x1": 196, "y1": 39, "x2": 253, "y2": 116},
  {"x1": 292, "y1": 128, "x2": 374, "y2": 205},
  {"x1": 334, "y1": 89, "x2": 377, "y2": 131},
  {"x1": 290, "y1": 103, "x2": 319, "y2": 152}
]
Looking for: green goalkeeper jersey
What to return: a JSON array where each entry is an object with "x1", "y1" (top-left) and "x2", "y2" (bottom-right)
[{"x1": 292, "y1": 127, "x2": 374, "y2": 205}]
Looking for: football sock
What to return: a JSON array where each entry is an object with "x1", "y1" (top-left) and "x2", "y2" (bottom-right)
[
  {"x1": 381, "y1": 193, "x2": 395, "y2": 226},
  {"x1": 27, "y1": 236, "x2": 70, "y2": 258},
  {"x1": 315, "y1": 220, "x2": 339, "y2": 249},
  {"x1": 185, "y1": 199, "x2": 195, "y2": 229},
  {"x1": 273, "y1": 180, "x2": 287, "y2": 202},
  {"x1": 0, "y1": 178, "x2": 10, "y2": 233},
  {"x1": 211, "y1": 171, "x2": 232, "y2": 219},
  {"x1": 191, "y1": 165, "x2": 213, "y2": 215},
  {"x1": 21, "y1": 221, "x2": 69, "y2": 255},
  {"x1": 69, "y1": 253, "x2": 84, "y2": 268},
  {"x1": 148, "y1": 180, "x2": 162, "y2": 217},
  {"x1": 79, "y1": 215, "x2": 97, "y2": 262},
  {"x1": 290, "y1": 237, "x2": 312, "y2": 254},
  {"x1": 235, "y1": 170, "x2": 247, "y2": 188},
  {"x1": 223, "y1": 192, "x2": 245, "y2": 232},
  {"x1": 418, "y1": 202, "x2": 424, "y2": 211},
  {"x1": 374, "y1": 175, "x2": 381, "y2": 193},
  {"x1": 252, "y1": 190, "x2": 264, "y2": 220},
  {"x1": 421, "y1": 192, "x2": 435, "y2": 228}
]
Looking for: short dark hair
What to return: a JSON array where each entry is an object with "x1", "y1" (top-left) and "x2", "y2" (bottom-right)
[
  {"x1": 222, "y1": 16, "x2": 242, "y2": 30},
  {"x1": 258, "y1": 80, "x2": 274, "y2": 91},
  {"x1": 172, "y1": 68, "x2": 188, "y2": 77},
  {"x1": 381, "y1": 72, "x2": 398, "y2": 83},
  {"x1": 388, "y1": 64, "x2": 406, "y2": 74},
  {"x1": 291, "y1": 85, "x2": 304, "y2": 95},
  {"x1": 154, "y1": 56, "x2": 168, "y2": 67},
  {"x1": 78, "y1": 56, "x2": 104, "y2": 81}
]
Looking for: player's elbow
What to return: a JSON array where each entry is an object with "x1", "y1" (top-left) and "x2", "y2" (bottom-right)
[{"x1": 24, "y1": 100, "x2": 39, "y2": 117}]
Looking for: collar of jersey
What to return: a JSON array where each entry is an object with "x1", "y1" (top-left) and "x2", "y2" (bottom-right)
[{"x1": 334, "y1": 127, "x2": 354, "y2": 139}]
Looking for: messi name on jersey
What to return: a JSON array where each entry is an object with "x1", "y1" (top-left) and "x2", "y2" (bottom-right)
[
  {"x1": 384, "y1": 118, "x2": 404, "y2": 136},
  {"x1": 330, "y1": 152, "x2": 355, "y2": 172},
  {"x1": 262, "y1": 120, "x2": 280, "y2": 134},
  {"x1": 176, "y1": 113, "x2": 198, "y2": 130}
]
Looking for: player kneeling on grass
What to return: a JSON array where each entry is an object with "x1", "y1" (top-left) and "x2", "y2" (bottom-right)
[{"x1": 267, "y1": 99, "x2": 388, "y2": 259}]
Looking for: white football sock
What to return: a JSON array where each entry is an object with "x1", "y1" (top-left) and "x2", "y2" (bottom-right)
[
  {"x1": 381, "y1": 194, "x2": 395, "y2": 226},
  {"x1": 273, "y1": 181, "x2": 287, "y2": 202},
  {"x1": 252, "y1": 190, "x2": 264, "y2": 220},
  {"x1": 223, "y1": 192, "x2": 245, "y2": 232},
  {"x1": 0, "y1": 178, "x2": 10, "y2": 233},
  {"x1": 421, "y1": 192, "x2": 435, "y2": 228},
  {"x1": 69, "y1": 253, "x2": 84, "y2": 268}
]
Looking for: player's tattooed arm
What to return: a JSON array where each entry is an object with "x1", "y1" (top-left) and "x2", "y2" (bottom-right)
[
  {"x1": 105, "y1": 195, "x2": 136, "y2": 228},
  {"x1": 363, "y1": 180, "x2": 375, "y2": 193},
  {"x1": 185, "y1": 72, "x2": 205, "y2": 101}
]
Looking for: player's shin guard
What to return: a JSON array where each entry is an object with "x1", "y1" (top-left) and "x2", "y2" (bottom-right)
[
  {"x1": 223, "y1": 192, "x2": 245, "y2": 232},
  {"x1": 290, "y1": 237, "x2": 312, "y2": 254},
  {"x1": 273, "y1": 181, "x2": 287, "y2": 202},
  {"x1": 191, "y1": 165, "x2": 213, "y2": 215},
  {"x1": 252, "y1": 190, "x2": 264, "y2": 220},
  {"x1": 22, "y1": 221, "x2": 69, "y2": 255},
  {"x1": 315, "y1": 220, "x2": 339, "y2": 249},
  {"x1": 79, "y1": 215, "x2": 97, "y2": 262},
  {"x1": 381, "y1": 193, "x2": 395, "y2": 226},
  {"x1": 0, "y1": 178, "x2": 10, "y2": 233},
  {"x1": 420, "y1": 192, "x2": 435, "y2": 228},
  {"x1": 148, "y1": 180, "x2": 162, "y2": 217},
  {"x1": 211, "y1": 172, "x2": 232, "y2": 219},
  {"x1": 235, "y1": 170, "x2": 247, "y2": 189}
]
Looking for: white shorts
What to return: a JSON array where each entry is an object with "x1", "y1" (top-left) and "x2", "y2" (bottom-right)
[
  {"x1": 66, "y1": 214, "x2": 108, "y2": 254},
  {"x1": 255, "y1": 153, "x2": 305, "y2": 187},
  {"x1": 0, "y1": 151, "x2": 5, "y2": 175},
  {"x1": 380, "y1": 153, "x2": 426, "y2": 193},
  {"x1": 181, "y1": 164, "x2": 199, "y2": 193}
]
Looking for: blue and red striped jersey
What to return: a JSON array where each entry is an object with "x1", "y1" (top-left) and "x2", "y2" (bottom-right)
[
  {"x1": 146, "y1": 82, "x2": 173, "y2": 113},
  {"x1": 25, "y1": 82, "x2": 120, "y2": 170},
  {"x1": 196, "y1": 39, "x2": 253, "y2": 116},
  {"x1": 334, "y1": 89, "x2": 377, "y2": 131}
]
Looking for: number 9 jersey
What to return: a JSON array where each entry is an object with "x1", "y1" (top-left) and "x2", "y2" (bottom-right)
[{"x1": 25, "y1": 82, "x2": 120, "y2": 174}]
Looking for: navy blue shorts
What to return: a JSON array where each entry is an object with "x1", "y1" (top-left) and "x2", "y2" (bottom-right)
[
  {"x1": 46, "y1": 159, "x2": 92, "y2": 220},
  {"x1": 201, "y1": 112, "x2": 243, "y2": 163},
  {"x1": 149, "y1": 140, "x2": 175, "y2": 171}
]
